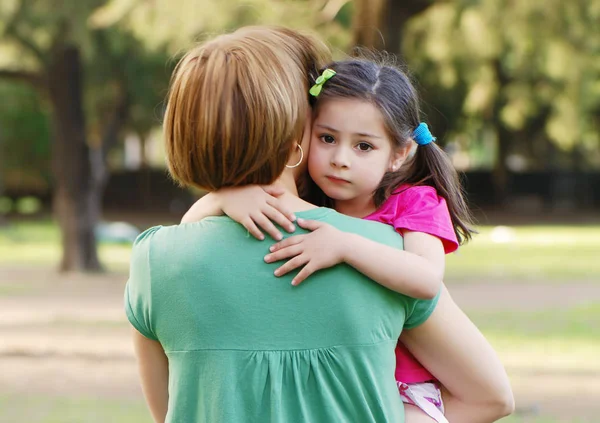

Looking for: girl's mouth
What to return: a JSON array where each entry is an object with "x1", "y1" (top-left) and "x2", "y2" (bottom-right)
[{"x1": 326, "y1": 175, "x2": 350, "y2": 184}]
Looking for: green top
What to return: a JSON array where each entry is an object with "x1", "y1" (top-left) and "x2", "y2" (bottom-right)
[{"x1": 125, "y1": 207, "x2": 439, "y2": 423}]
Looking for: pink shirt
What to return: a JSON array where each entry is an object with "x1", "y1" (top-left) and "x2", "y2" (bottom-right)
[{"x1": 364, "y1": 184, "x2": 458, "y2": 384}]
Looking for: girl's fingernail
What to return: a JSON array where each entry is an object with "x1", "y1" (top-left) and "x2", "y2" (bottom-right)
[
  {"x1": 274, "y1": 270, "x2": 280, "y2": 276},
  {"x1": 275, "y1": 234, "x2": 283, "y2": 241},
  {"x1": 290, "y1": 214, "x2": 297, "y2": 221},
  {"x1": 264, "y1": 255, "x2": 271, "y2": 262},
  {"x1": 291, "y1": 280, "x2": 297, "y2": 286},
  {"x1": 269, "y1": 246, "x2": 275, "y2": 252}
]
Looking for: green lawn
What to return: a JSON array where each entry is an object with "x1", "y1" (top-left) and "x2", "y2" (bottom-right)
[
  {"x1": 446, "y1": 225, "x2": 600, "y2": 281},
  {"x1": 0, "y1": 395, "x2": 151, "y2": 423},
  {"x1": 471, "y1": 303, "x2": 600, "y2": 376},
  {"x1": 0, "y1": 220, "x2": 132, "y2": 272},
  {"x1": 1, "y1": 220, "x2": 599, "y2": 280}
]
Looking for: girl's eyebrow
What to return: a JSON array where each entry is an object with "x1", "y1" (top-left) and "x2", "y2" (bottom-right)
[
  {"x1": 315, "y1": 124, "x2": 383, "y2": 139},
  {"x1": 315, "y1": 124, "x2": 339, "y2": 133}
]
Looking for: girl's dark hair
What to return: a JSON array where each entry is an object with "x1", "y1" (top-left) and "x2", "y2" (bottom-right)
[{"x1": 306, "y1": 58, "x2": 476, "y2": 244}]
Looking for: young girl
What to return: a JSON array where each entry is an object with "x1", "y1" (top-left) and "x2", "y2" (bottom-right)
[{"x1": 183, "y1": 59, "x2": 476, "y2": 423}]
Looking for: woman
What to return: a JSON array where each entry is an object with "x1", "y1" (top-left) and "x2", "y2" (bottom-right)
[{"x1": 126, "y1": 26, "x2": 513, "y2": 423}]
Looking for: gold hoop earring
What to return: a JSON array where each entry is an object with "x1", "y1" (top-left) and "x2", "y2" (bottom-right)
[{"x1": 286, "y1": 144, "x2": 304, "y2": 169}]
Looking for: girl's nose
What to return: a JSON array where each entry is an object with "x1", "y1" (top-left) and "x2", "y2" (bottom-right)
[{"x1": 330, "y1": 147, "x2": 351, "y2": 169}]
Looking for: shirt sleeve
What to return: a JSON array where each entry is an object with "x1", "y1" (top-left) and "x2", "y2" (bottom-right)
[
  {"x1": 124, "y1": 226, "x2": 162, "y2": 341},
  {"x1": 404, "y1": 287, "x2": 441, "y2": 329},
  {"x1": 390, "y1": 186, "x2": 459, "y2": 254}
]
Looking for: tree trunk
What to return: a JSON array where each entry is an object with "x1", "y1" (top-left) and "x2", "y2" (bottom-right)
[
  {"x1": 47, "y1": 45, "x2": 102, "y2": 272},
  {"x1": 491, "y1": 59, "x2": 513, "y2": 205},
  {"x1": 0, "y1": 140, "x2": 6, "y2": 226},
  {"x1": 353, "y1": 0, "x2": 433, "y2": 55},
  {"x1": 492, "y1": 124, "x2": 511, "y2": 204}
]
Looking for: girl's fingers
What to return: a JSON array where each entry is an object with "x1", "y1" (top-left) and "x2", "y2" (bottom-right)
[
  {"x1": 265, "y1": 196, "x2": 296, "y2": 223},
  {"x1": 291, "y1": 264, "x2": 316, "y2": 286},
  {"x1": 269, "y1": 234, "x2": 305, "y2": 252},
  {"x1": 241, "y1": 217, "x2": 264, "y2": 241},
  {"x1": 296, "y1": 218, "x2": 322, "y2": 231},
  {"x1": 251, "y1": 213, "x2": 283, "y2": 241},
  {"x1": 273, "y1": 254, "x2": 308, "y2": 277},
  {"x1": 263, "y1": 204, "x2": 296, "y2": 233},
  {"x1": 265, "y1": 244, "x2": 303, "y2": 263}
]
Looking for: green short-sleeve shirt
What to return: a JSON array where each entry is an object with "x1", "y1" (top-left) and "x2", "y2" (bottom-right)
[{"x1": 125, "y1": 207, "x2": 439, "y2": 423}]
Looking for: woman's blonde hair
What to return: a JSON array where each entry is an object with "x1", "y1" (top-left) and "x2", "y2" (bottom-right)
[{"x1": 164, "y1": 26, "x2": 330, "y2": 191}]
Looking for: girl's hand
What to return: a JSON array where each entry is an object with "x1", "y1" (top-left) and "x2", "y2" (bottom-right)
[
  {"x1": 182, "y1": 185, "x2": 297, "y2": 241},
  {"x1": 264, "y1": 219, "x2": 349, "y2": 286}
]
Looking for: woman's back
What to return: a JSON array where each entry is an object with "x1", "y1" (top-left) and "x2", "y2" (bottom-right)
[{"x1": 126, "y1": 207, "x2": 438, "y2": 422}]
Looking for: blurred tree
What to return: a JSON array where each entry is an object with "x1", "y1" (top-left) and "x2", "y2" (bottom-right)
[
  {"x1": 90, "y1": 0, "x2": 353, "y2": 54},
  {"x1": 403, "y1": 0, "x2": 600, "y2": 200},
  {"x1": 0, "y1": 81, "x2": 51, "y2": 197},
  {"x1": 0, "y1": 0, "x2": 110, "y2": 271},
  {"x1": 0, "y1": 0, "x2": 172, "y2": 271},
  {"x1": 0, "y1": 0, "x2": 353, "y2": 271},
  {"x1": 352, "y1": 0, "x2": 436, "y2": 55}
]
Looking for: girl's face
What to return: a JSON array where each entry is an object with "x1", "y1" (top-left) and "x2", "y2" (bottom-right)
[{"x1": 308, "y1": 98, "x2": 408, "y2": 216}]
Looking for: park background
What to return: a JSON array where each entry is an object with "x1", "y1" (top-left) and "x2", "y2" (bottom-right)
[{"x1": 0, "y1": 0, "x2": 598, "y2": 422}]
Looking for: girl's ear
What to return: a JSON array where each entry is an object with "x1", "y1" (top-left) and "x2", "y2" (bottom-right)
[{"x1": 388, "y1": 144, "x2": 412, "y2": 172}]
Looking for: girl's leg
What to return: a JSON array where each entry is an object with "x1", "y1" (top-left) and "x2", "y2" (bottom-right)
[
  {"x1": 404, "y1": 404, "x2": 436, "y2": 423},
  {"x1": 399, "y1": 381, "x2": 448, "y2": 423}
]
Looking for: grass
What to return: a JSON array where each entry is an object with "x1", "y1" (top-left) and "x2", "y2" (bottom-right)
[
  {"x1": 445, "y1": 225, "x2": 600, "y2": 281},
  {"x1": 0, "y1": 220, "x2": 132, "y2": 272},
  {"x1": 1, "y1": 220, "x2": 600, "y2": 280},
  {"x1": 0, "y1": 395, "x2": 151, "y2": 423},
  {"x1": 469, "y1": 302, "x2": 600, "y2": 340},
  {"x1": 470, "y1": 303, "x2": 600, "y2": 374}
]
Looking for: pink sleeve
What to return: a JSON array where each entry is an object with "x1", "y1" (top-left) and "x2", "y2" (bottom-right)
[{"x1": 388, "y1": 186, "x2": 459, "y2": 254}]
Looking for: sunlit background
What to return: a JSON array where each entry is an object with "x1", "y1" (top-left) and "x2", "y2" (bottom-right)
[{"x1": 0, "y1": 0, "x2": 598, "y2": 422}]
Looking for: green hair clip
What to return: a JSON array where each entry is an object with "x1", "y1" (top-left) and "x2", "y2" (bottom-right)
[{"x1": 309, "y1": 69, "x2": 336, "y2": 97}]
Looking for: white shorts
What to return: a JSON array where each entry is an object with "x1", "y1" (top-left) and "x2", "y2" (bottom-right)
[{"x1": 398, "y1": 381, "x2": 448, "y2": 423}]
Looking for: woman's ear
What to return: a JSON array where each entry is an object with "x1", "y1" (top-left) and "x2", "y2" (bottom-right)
[{"x1": 389, "y1": 144, "x2": 412, "y2": 172}]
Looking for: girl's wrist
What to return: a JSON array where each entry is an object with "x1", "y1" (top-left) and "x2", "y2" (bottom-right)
[
  {"x1": 203, "y1": 192, "x2": 225, "y2": 215},
  {"x1": 339, "y1": 232, "x2": 360, "y2": 263}
]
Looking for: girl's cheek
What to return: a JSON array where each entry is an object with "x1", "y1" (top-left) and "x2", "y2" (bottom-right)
[{"x1": 307, "y1": 151, "x2": 321, "y2": 177}]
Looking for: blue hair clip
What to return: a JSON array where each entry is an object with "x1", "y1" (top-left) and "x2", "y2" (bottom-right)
[{"x1": 412, "y1": 122, "x2": 436, "y2": 146}]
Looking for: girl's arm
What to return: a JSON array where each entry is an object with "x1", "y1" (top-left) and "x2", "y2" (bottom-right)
[
  {"x1": 265, "y1": 219, "x2": 443, "y2": 299},
  {"x1": 343, "y1": 230, "x2": 443, "y2": 299},
  {"x1": 401, "y1": 285, "x2": 515, "y2": 423},
  {"x1": 181, "y1": 185, "x2": 297, "y2": 241},
  {"x1": 132, "y1": 329, "x2": 169, "y2": 423},
  {"x1": 344, "y1": 228, "x2": 445, "y2": 299}
]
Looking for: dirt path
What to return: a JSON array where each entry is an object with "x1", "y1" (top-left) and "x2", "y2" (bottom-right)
[{"x1": 1, "y1": 265, "x2": 599, "y2": 421}]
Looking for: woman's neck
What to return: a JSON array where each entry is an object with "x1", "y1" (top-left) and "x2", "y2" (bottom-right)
[{"x1": 273, "y1": 171, "x2": 316, "y2": 212}]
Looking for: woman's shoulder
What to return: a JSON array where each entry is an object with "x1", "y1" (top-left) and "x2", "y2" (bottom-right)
[
  {"x1": 132, "y1": 225, "x2": 163, "y2": 246},
  {"x1": 133, "y1": 217, "x2": 236, "y2": 245}
]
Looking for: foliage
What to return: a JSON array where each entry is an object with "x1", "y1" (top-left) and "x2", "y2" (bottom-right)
[
  {"x1": 90, "y1": 0, "x2": 353, "y2": 54},
  {"x1": 0, "y1": 81, "x2": 51, "y2": 191},
  {"x1": 1, "y1": 0, "x2": 599, "y2": 186},
  {"x1": 404, "y1": 0, "x2": 600, "y2": 170}
]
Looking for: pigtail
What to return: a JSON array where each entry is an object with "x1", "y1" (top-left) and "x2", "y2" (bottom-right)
[{"x1": 399, "y1": 143, "x2": 476, "y2": 245}]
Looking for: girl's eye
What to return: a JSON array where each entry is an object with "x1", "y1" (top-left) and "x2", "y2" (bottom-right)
[
  {"x1": 357, "y1": 142, "x2": 373, "y2": 151},
  {"x1": 320, "y1": 135, "x2": 335, "y2": 144}
]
